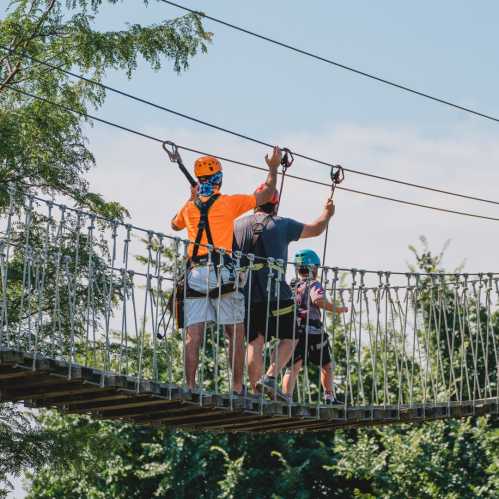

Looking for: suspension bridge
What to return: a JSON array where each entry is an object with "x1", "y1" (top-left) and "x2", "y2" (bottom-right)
[{"x1": 0, "y1": 191, "x2": 497, "y2": 433}]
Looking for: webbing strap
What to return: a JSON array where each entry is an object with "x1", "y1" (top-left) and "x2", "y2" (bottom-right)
[
  {"x1": 192, "y1": 194, "x2": 220, "y2": 259},
  {"x1": 250, "y1": 213, "x2": 273, "y2": 252},
  {"x1": 249, "y1": 213, "x2": 274, "y2": 300},
  {"x1": 296, "y1": 280, "x2": 323, "y2": 328},
  {"x1": 271, "y1": 304, "x2": 294, "y2": 317},
  {"x1": 186, "y1": 281, "x2": 236, "y2": 299}
]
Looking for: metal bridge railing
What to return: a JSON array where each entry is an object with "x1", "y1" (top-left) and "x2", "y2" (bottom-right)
[{"x1": 0, "y1": 190, "x2": 498, "y2": 416}]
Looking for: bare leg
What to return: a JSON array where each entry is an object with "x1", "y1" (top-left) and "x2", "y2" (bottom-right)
[
  {"x1": 266, "y1": 338, "x2": 298, "y2": 378},
  {"x1": 224, "y1": 323, "x2": 245, "y2": 393},
  {"x1": 185, "y1": 323, "x2": 204, "y2": 390},
  {"x1": 247, "y1": 334, "x2": 264, "y2": 392},
  {"x1": 282, "y1": 359, "x2": 303, "y2": 396},
  {"x1": 321, "y1": 362, "x2": 334, "y2": 394}
]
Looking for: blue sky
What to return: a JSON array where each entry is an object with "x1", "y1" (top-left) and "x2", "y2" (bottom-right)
[{"x1": 95, "y1": 0, "x2": 499, "y2": 137}]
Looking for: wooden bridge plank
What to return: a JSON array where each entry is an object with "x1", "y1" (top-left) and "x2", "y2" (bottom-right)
[
  {"x1": 197, "y1": 415, "x2": 279, "y2": 430},
  {"x1": 224, "y1": 417, "x2": 310, "y2": 433},
  {"x1": 1, "y1": 383, "x2": 100, "y2": 402},
  {"x1": 65, "y1": 395, "x2": 161, "y2": 413},
  {"x1": 0, "y1": 374, "x2": 79, "y2": 390},
  {"x1": 93, "y1": 400, "x2": 186, "y2": 419},
  {"x1": 185, "y1": 415, "x2": 271, "y2": 431},
  {"x1": 158, "y1": 411, "x2": 251, "y2": 427},
  {"x1": 1, "y1": 349, "x2": 496, "y2": 432},
  {"x1": 32, "y1": 389, "x2": 124, "y2": 407},
  {"x1": 134, "y1": 407, "x2": 227, "y2": 425},
  {"x1": 0, "y1": 369, "x2": 45, "y2": 381},
  {"x1": 130, "y1": 403, "x2": 221, "y2": 421}
]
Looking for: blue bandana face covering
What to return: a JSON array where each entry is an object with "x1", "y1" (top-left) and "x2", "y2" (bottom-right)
[{"x1": 198, "y1": 171, "x2": 223, "y2": 196}]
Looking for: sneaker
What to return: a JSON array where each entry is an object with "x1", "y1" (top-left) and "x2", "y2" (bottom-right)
[
  {"x1": 324, "y1": 394, "x2": 344, "y2": 405},
  {"x1": 255, "y1": 376, "x2": 290, "y2": 403},
  {"x1": 231, "y1": 385, "x2": 253, "y2": 397}
]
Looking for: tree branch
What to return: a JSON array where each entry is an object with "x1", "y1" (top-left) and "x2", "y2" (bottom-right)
[{"x1": 0, "y1": 0, "x2": 57, "y2": 93}]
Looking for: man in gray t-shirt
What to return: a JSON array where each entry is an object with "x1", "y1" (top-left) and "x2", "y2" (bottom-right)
[{"x1": 233, "y1": 184, "x2": 335, "y2": 398}]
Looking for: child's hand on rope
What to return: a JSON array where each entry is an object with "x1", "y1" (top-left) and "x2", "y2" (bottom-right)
[
  {"x1": 265, "y1": 145, "x2": 282, "y2": 172},
  {"x1": 335, "y1": 306, "x2": 348, "y2": 314}
]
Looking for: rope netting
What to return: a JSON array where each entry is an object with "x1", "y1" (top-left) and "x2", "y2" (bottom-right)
[{"x1": 0, "y1": 189, "x2": 497, "y2": 417}]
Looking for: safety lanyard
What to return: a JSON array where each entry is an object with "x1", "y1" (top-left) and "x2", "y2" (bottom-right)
[{"x1": 192, "y1": 194, "x2": 220, "y2": 259}]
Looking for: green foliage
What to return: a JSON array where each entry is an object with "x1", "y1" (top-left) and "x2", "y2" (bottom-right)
[
  {"x1": 0, "y1": 0, "x2": 211, "y2": 212},
  {"x1": 26, "y1": 413, "x2": 499, "y2": 499},
  {"x1": 334, "y1": 419, "x2": 498, "y2": 498},
  {"x1": 0, "y1": 403, "x2": 64, "y2": 499}
]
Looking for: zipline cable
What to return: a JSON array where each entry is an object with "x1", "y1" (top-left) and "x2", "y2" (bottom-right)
[
  {"x1": 159, "y1": 0, "x2": 499, "y2": 125},
  {"x1": 3, "y1": 45, "x2": 499, "y2": 207},
  {"x1": 6, "y1": 83, "x2": 499, "y2": 223}
]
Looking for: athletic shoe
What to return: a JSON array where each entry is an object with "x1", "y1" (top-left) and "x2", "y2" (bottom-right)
[
  {"x1": 324, "y1": 394, "x2": 344, "y2": 405},
  {"x1": 231, "y1": 385, "x2": 255, "y2": 397},
  {"x1": 255, "y1": 376, "x2": 290, "y2": 403}
]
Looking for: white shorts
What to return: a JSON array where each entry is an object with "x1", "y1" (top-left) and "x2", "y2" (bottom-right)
[{"x1": 184, "y1": 264, "x2": 246, "y2": 328}]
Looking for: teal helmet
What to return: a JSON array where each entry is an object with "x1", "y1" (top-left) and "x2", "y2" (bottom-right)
[{"x1": 294, "y1": 249, "x2": 321, "y2": 267}]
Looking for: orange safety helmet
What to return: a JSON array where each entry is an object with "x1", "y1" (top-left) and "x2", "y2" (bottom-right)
[
  {"x1": 255, "y1": 183, "x2": 280, "y2": 205},
  {"x1": 194, "y1": 156, "x2": 222, "y2": 177}
]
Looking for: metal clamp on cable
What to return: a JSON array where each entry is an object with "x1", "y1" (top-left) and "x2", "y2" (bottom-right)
[
  {"x1": 276, "y1": 147, "x2": 294, "y2": 215},
  {"x1": 280, "y1": 147, "x2": 294, "y2": 170},
  {"x1": 162, "y1": 140, "x2": 197, "y2": 187},
  {"x1": 329, "y1": 164, "x2": 345, "y2": 199}
]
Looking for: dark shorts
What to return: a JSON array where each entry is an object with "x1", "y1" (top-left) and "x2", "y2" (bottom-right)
[
  {"x1": 247, "y1": 300, "x2": 298, "y2": 343},
  {"x1": 289, "y1": 332, "x2": 332, "y2": 367}
]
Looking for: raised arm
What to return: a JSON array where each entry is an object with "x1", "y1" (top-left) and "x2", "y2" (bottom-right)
[
  {"x1": 300, "y1": 198, "x2": 335, "y2": 239},
  {"x1": 254, "y1": 146, "x2": 280, "y2": 206}
]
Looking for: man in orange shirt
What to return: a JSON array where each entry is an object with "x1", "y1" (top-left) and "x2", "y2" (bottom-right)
[{"x1": 171, "y1": 147, "x2": 281, "y2": 394}]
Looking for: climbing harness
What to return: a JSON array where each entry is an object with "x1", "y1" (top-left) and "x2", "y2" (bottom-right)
[
  {"x1": 295, "y1": 279, "x2": 324, "y2": 332},
  {"x1": 165, "y1": 193, "x2": 239, "y2": 331},
  {"x1": 321, "y1": 164, "x2": 345, "y2": 280},
  {"x1": 162, "y1": 141, "x2": 197, "y2": 187},
  {"x1": 275, "y1": 147, "x2": 294, "y2": 215},
  {"x1": 245, "y1": 212, "x2": 274, "y2": 300},
  {"x1": 293, "y1": 250, "x2": 324, "y2": 331},
  {"x1": 246, "y1": 213, "x2": 293, "y2": 322},
  {"x1": 191, "y1": 194, "x2": 220, "y2": 261}
]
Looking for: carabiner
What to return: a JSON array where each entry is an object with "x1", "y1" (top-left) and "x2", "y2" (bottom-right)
[
  {"x1": 330, "y1": 164, "x2": 345, "y2": 186},
  {"x1": 280, "y1": 147, "x2": 294, "y2": 170},
  {"x1": 161, "y1": 140, "x2": 197, "y2": 187},
  {"x1": 162, "y1": 140, "x2": 181, "y2": 163}
]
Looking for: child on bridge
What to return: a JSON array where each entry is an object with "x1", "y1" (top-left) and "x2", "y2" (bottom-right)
[{"x1": 282, "y1": 249, "x2": 347, "y2": 404}]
